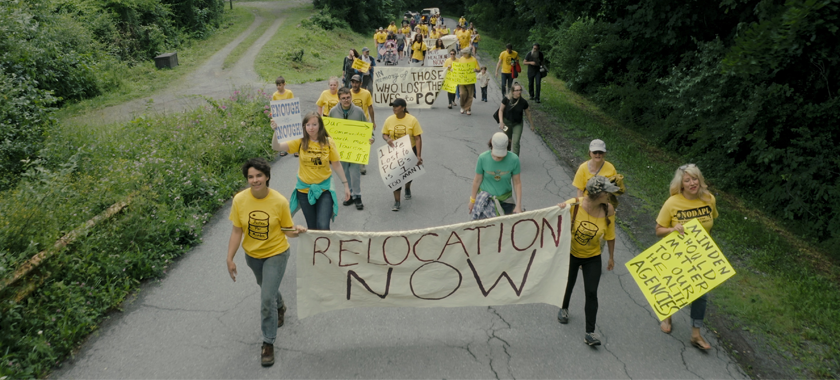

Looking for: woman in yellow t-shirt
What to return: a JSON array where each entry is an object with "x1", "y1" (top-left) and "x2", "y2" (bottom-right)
[
  {"x1": 316, "y1": 77, "x2": 340, "y2": 117},
  {"x1": 555, "y1": 175, "x2": 618, "y2": 347},
  {"x1": 381, "y1": 98, "x2": 424, "y2": 211},
  {"x1": 410, "y1": 34, "x2": 427, "y2": 64},
  {"x1": 272, "y1": 112, "x2": 350, "y2": 230},
  {"x1": 654, "y1": 164, "x2": 718, "y2": 350},
  {"x1": 572, "y1": 139, "x2": 617, "y2": 197},
  {"x1": 443, "y1": 49, "x2": 458, "y2": 109},
  {"x1": 226, "y1": 157, "x2": 306, "y2": 366}
]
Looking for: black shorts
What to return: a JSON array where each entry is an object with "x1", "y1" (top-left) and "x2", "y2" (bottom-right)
[{"x1": 397, "y1": 43, "x2": 405, "y2": 52}]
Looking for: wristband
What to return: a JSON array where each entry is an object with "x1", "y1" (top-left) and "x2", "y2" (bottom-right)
[{"x1": 470, "y1": 197, "x2": 475, "y2": 203}]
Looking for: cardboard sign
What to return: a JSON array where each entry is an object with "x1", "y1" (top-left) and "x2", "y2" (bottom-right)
[
  {"x1": 373, "y1": 67, "x2": 446, "y2": 108},
  {"x1": 625, "y1": 219, "x2": 736, "y2": 320},
  {"x1": 441, "y1": 71, "x2": 457, "y2": 93},
  {"x1": 270, "y1": 98, "x2": 303, "y2": 144},
  {"x1": 424, "y1": 49, "x2": 449, "y2": 67},
  {"x1": 351, "y1": 58, "x2": 370, "y2": 73},
  {"x1": 450, "y1": 61, "x2": 477, "y2": 85},
  {"x1": 377, "y1": 136, "x2": 425, "y2": 190},
  {"x1": 296, "y1": 206, "x2": 572, "y2": 318},
  {"x1": 323, "y1": 117, "x2": 374, "y2": 165}
]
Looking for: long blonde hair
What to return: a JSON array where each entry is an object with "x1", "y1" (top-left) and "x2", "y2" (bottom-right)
[{"x1": 669, "y1": 164, "x2": 711, "y2": 202}]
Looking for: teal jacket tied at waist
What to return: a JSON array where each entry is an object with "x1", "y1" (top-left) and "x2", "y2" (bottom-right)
[{"x1": 289, "y1": 176, "x2": 338, "y2": 221}]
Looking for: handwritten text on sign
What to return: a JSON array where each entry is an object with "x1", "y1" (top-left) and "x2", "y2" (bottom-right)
[
  {"x1": 625, "y1": 219, "x2": 736, "y2": 320},
  {"x1": 270, "y1": 98, "x2": 303, "y2": 144},
  {"x1": 351, "y1": 58, "x2": 370, "y2": 73},
  {"x1": 323, "y1": 117, "x2": 373, "y2": 165},
  {"x1": 377, "y1": 136, "x2": 425, "y2": 190},
  {"x1": 424, "y1": 49, "x2": 449, "y2": 67},
  {"x1": 450, "y1": 61, "x2": 477, "y2": 85},
  {"x1": 296, "y1": 206, "x2": 572, "y2": 318},
  {"x1": 373, "y1": 67, "x2": 445, "y2": 108},
  {"x1": 441, "y1": 71, "x2": 457, "y2": 93}
]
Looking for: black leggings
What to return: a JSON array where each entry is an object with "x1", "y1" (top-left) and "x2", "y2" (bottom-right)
[{"x1": 562, "y1": 254, "x2": 601, "y2": 333}]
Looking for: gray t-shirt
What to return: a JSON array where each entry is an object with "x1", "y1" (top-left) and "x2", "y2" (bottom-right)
[
  {"x1": 328, "y1": 103, "x2": 366, "y2": 122},
  {"x1": 396, "y1": 33, "x2": 406, "y2": 44}
]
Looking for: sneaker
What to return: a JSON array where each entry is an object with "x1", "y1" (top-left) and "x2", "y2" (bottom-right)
[
  {"x1": 361, "y1": 165, "x2": 367, "y2": 175},
  {"x1": 404, "y1": 188, "x2": 412, "y2": 199},
  {"x1": 355, "y1": 196, "x2": 364, "y2": 210},
  {"x1": 261, "y1": 343, "x2": 275, "y2": 367},
  {"x1": 558, "y1": 308, "x2": 569, "y2": 324},
  {"x1": 529, "y1": 96, "x2": 534, "y2": 100},
  {"x1": 277, "y1": 305, "x2": 286, "y2": 328},
  {"x1": 584, "y1": 332, "x2": 601, "y2": 346},
  {"x1": 392, "y1": 201, "x2": 400, "y2": 211},
  {"x1": 343, "y1": 197, "x2": 355, "y2": 206}
]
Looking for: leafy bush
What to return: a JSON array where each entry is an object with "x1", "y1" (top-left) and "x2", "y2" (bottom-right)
[
  {"x1": 304, "y1": 7, "x2": 345, "y2": 31},
  {"x1": 0, "y1": 89, "x2": 273, "y2": 378},
  {"x1": 313, "y1": 0, "x2": 403, "y2": 32}
]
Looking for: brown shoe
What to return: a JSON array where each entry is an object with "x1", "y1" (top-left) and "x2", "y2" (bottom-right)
[
  {"x1": 277, "y1": 305, "x2": 286, "y2": 328},
  {"x1": 261, "y1": 343, "x2": 274, "y2": 367}
]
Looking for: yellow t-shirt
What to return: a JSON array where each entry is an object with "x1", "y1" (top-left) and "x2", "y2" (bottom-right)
[
  {"x1": 375, "y1": 32, "x2": 387, "y2": 43},
  {"x1": 458, "y1": 30, "x2": 472, "y2": 49},
  {"x1": 420, "y1": 24, "x2": 428, "y2": 36},
  {"x1": 441, "y1": 28, "x2": 450, "y2": 35},
  {"x1": 430, "y1": 16, "x2": 437, "y2": 26},
  {"x1": 499, "y1": 50, "x2": 519, "y2": 74},
  {"x1": 316, "y1": 90, "x2": 339, "y2": 116},
  {"x1": 459, "y1": 56, "x2": 480, "y2": 70},
  {"x1": 351, "y1": 88, "x2": 373, "y2": 120},
  {"x1": 387, "y1": 25, "x2": 397, "y2": 33},
  {"x1": 572, "y1": 160, "x2": 618, "y2": 193},
  {"x1": 271, "y1": 90, "x2": 294, "y2": 100},
  {"x1": 429, "y1": 30, "x2": 440, "y2": 39},
  {"x1": 444, "y1": 57, "x2": 455, "y2": 70},
  {"x1": 566, "y1": 198, "x2": 616, "y2": 258},
  {"x1": 459, "y1": 17, "x2": 466, "y2": 26},
  {"x1": 229, "y1": 188, "x2": 293, "y2": 259},
  {"x1": 287, "y1": 138, "x2": 340, "y2": 190},
  {"x1": 383, "y1": 113, "x2": 423, "y2": 148},
  {"x1": 401, "y1": 26, "x2": 411, "y2": 35},
  {"x1": 411, "y1": 42, "x2": 427, "y2": 61},
  {"x1": 473, "y1": 34, "x2": 481, "y2": 43},
  {"x1": 656, "y1": 193, "x2": 719, "y2": 233}
]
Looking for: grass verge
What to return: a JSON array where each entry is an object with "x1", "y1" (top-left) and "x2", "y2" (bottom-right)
[
  {"x1": 254, "y1": 5, "x2": 371, "y2": 84},
  {"x1": 476, "y1": 33, "x2": 840, "y2": 379},
  {"x1": 0, "y1": 89, "x2": 274, "y2": 378},
  {"x1": 54, "y1": 7, "x2": 255, "y2": 119}
]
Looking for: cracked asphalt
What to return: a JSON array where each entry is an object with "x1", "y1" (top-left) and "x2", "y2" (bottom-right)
[{"x1": 54, "y1": 20, "x2": 748, "y2": 379}]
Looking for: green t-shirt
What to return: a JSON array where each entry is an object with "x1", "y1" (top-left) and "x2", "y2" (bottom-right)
[{"x1": 476, "y1": 150, "x2": 520, "y2": 199}]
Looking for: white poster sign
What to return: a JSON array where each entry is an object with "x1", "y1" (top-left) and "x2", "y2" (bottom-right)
[
  {"x1": 377, "y1": 136, "x2": 425, "y2": 191},
  {"x1": 270, "y1": 98, "x2": 303, "y2": 144},
  {"x1": 373, "y1": 67, "x2": 446, "y2": 108},
  {"x1": 296, "y1": 206, "x2": 572, "y2": 319},
  {"x1": 424, "y1": 49, "x2": 449, "y2": 67}
]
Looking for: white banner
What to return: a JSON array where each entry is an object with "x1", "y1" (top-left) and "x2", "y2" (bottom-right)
[
  {"x1": 424, "y1": 49, "x2": 449, "y2": 67},
  {"x1": 373, "y1": 67, "x2": 446, "y2": 108},
  {"x1": 270, "y1": 98, "x2": 303, "y2": 144},
  {"x1": 377, "y1": 135, "x2": 425, "y2": 190},
  {"x1": 296, "y1": 206, "x2": 572, "y2": 319}
]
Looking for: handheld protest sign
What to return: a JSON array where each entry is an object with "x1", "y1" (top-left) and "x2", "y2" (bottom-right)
[
  {"x1": 450, "y1": 62, "x2": 477, "y2": 85},
  {"x1": 377, "y1": 135, "x2": 426, "y2": 190},
  {"x1": 270, "y1": 98, "x2": 303, "y2": 144},
  {"x1": 624, "y1": 219, "x2": 736, "y2": 321},
  {"x1": 424, "y1": 49, "x2": 449, "y2": 67},
  {"x1": 323, "y1": 117, "x2": 374, "y2": 165},
  {"x1": 441, "y1": 71, "x2": 457, "y2": 94},
  {"x1": 351, "y1": 58, "x2": 370, "y2": 73}
]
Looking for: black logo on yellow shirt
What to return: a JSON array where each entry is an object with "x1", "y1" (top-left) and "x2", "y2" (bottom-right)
[
  {"x1": 574, "y1": 221, "x2": 599, "y2": 246},
  {"x1": 394, "y1": 124, "x2": 408, "y2": 139},
  {"x1": 675, "y1": 206, "x2": 713, "y2": 223},
  {"x1": 248, "y1": 211, "x2": 269, "y2": 240},
  {"x1": 352, "y1": 98, "x2": 364, "y2": 108}
]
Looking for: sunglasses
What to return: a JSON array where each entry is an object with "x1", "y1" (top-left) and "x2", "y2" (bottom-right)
[{"x1": 679, "y1": 163, "x2": 696, "y2": 170}]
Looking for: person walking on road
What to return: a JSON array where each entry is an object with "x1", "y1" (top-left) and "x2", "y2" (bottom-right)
[
  {"x1": 359, "y1": 47, "x2": 376, "y2": 93},
  {"x1": 271, "y1": 113, "x2": 351, "y2": 230},
  {"x1": 375, "y1": 27, "x2": 387, "y2": 61},
  {"x1": 523, "y1": 43, "x2": 544, "y2": 103},
  {"x1": 556, "y1": 175, "x2": 618, "y2": 347},
  {"x1": 477, "y1": 66, "x2": 490, "y2": 102},
  {"x1": 349, "y1": 75, "x2": 375, "y2": 175},
  {"x1": 469, "y1": 133, "x2": 522, "y2": 220},
  {"x1": 271, "y1": 76, "x2": 294, "y2": 157},
  {"x1": 329, "y1": 87, "x2": 373, "y2": 210},
  {"x1": 495, "y1": 43, "x2": 519, "y2": 96},
  {"x1": 226, "y1": 158, "x2": 307, "y2": 367},
  {"x1": 444, "y1": 49, "x2": 458, "y2": 109},
  {"x1": 410, "y1": 33, "x2": 427, "y2": 65},
  {"x1": 342, "y1": 49, "x2": 360, "y2": 88},
  {"x1": 396, "y1": 30, "x2": 407, "y2": 60},
  {"x1": 382, "y1": 98, "x2": 423, "y2": 211},
  {"x1": 572, "y1": 139, "x2": 617, "y2": 198},
  {"x1": 316, "y1": 77, "x2": 340, "y2": 117},
  {"x1": 655, "y1": 164, "x2": 717, "y2": 350},
  {"x1": 458, "y1": 49, "x2": 481, "y2": 115},
  {"x1": 497, "y1": 82, "x2": 534, "y2": 156}
]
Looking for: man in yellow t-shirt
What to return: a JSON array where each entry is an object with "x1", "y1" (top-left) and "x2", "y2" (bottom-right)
[
  {"x1": 375, "y1": 28, "x2": 388, "y2": 61},
  {"x1": 387, "y1": 22, "x2": 397, "y2": 33},
  {"x1": 349, "y1": 75, "x2": 375, "y2": 127},
  {"x1": 495, "y1": 43, "x2": 519, "y2": 96},
  {"x1": 441, "y1": 25, "x2": 450, "y2": 36},
  {"x1": 401, "y1": 25, "x2": 411, "y2": 35},
  {"x1": 459, "y1": 16, "x2": 466, "y2": 27},
  {"x1": 271, "y1": 76, "x2": 293, "y2": 100},
  {"x1": 458, "y1": 28, "x2": 472, "y2": 51},
  {"x1": 419, "y1": 23, "x2": 428, "y2": 37},
  {"x1": 381, "y1": 98, "x2": 423, "y2": 211},
  {"x1": 316, "y1": 78, "x2": 340, "y2": 116}
]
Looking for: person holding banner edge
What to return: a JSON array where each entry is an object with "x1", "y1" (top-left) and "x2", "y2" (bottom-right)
[
  {"x1": 330, "y1": 86, "x2": 373, "y2": 210},
  {"x1": 654, "y1": 164, "x2": 718, "y2": 350},
  {"x1": 382, "y1": 98, "x2": 423, "y2": 211},
  {"x1": 556, "y1": 175, "x2": 618, "y2": 347},
  {"x1": 469, "y1": 133, "x2": 522, "y2": 219},
  {"x1": 272, "y1": 112, "x2": 351, "y2": 230},
  {"x1": 226, "y1": 158, "x2": 307, "y2": 367}
]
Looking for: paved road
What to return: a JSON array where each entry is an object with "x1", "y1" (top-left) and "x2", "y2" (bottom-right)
[{"x1": 54, "y1": 23, "x2": 747, "y2": 379}]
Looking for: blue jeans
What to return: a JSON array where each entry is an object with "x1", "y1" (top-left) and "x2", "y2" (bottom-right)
[
  {"x1": 501, "y1": 73, "x2": 513, "y2": 96},
  {"x1": 377, "y1": 43, "x2": 385, "y2": 60},
  {"x1": 691, "y1": 293, "x2": 708, "y2": 328},
  {"x1": 245, "y1": 251, "x2": 290, "y2": 344},
  {"x1": 341, "y1": 161, "x2": 361, "y2": 198},
  {"x1": 481, "y1": 86, "x2": 487, "y2": 101},
  {"x1": 296, "y1": 189, "x2": 333, "y2": 230}
]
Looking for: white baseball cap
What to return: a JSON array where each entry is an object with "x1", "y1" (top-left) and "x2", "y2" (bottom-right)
[
  {"x1": 589, "y1": 139, "x2": 606, "y2": 152},
  {"x1": 491, "y1": 133, "x2": 509, "y2": 158}
]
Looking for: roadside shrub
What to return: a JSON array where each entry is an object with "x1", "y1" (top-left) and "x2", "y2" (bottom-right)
[{"x1": 305, "y1": 8, "x2": 344, "y2": 31}]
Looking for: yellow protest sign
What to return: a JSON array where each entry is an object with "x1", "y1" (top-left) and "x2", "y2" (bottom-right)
[
  {"x1": 352, "y1": 58, "x2": 370, "y2": 73},
  {"x1": 322, "y1": 117, "x2": 374, "y2": 165},
  {"x1": 441, "y1": 72, "x2": 457, "y2": 93},
  {"x1": 450, "y1": 61, "x2": 477, "y2": 85},
  {"x1": 624, "y1": 219, "x2": 736, "y2": 321}
]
